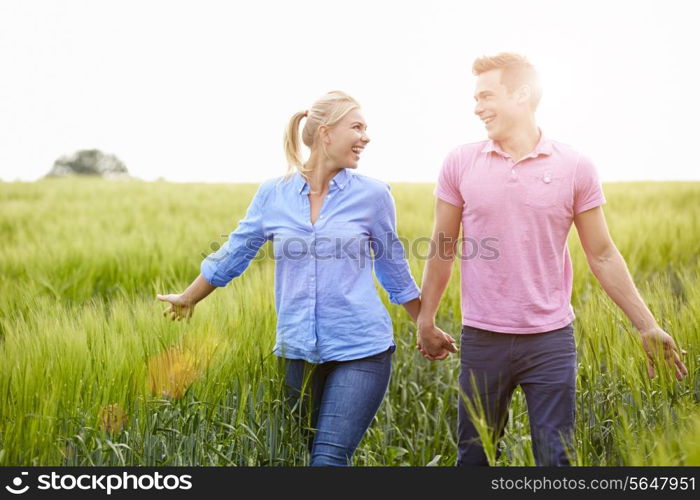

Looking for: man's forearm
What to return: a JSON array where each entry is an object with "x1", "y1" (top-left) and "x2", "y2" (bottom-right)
[
  {"x1": 181, "y1": 274, "x2": 217, "y2": 305},
  {"x1": 588, "y1": 248, "x2": 659, "y2": 333},
  {"x1": 418, "y1": 256, "x2": 454, "y2": 326}
]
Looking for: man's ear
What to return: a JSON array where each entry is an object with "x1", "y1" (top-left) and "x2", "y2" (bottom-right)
[{"x1": 515, "y1": 84, "x2": 531, "y2": 105}]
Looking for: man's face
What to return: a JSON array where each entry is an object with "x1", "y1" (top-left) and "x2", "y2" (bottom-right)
[{"x1": 473, "y1": 69, "x2": 524, "y2": 142}]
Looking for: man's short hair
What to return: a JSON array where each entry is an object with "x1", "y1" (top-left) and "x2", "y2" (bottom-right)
[{"x1": 472, "y1": 53, "x2": 542, "y2": 110}]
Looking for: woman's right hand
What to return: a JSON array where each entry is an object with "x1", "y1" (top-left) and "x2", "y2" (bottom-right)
[{"x1": 157, "y1": 293, "x2": 195, "y2": 321}]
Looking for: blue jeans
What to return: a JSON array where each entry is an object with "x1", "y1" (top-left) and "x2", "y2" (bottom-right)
[
  {"x1": 457, "y1": 323, "x2": 577, "y2": 466},
  {"x1": 282, "y1": 346, "x2": 394, "y2": 466}
]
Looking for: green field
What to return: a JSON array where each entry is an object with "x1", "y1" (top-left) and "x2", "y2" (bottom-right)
[{"x1": 0, "y1": 178, "x2": 698, "y2": 466}]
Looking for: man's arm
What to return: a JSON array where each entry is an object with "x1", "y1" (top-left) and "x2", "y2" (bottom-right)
[
  {"x1": 574, "y1": 206, "x2": 688, "y2": 380},
  {"x1": 416, "y1": 199, "x2": 462, "y2": 360}
]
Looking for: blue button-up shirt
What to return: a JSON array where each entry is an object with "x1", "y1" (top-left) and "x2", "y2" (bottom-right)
[{"x1": 200, "y1": 168, "x2": 420, "y2": 363}]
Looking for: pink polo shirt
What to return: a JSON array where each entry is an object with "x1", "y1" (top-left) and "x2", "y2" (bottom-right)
[{"x1": 434, "y1": 133, "x2": 605, "y2": 333}]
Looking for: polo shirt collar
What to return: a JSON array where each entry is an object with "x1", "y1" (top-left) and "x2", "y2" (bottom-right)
[
  {"x1": 296, "y1": 168, "x2": 351, "y2": 195},
  {"x1": 481, "y1": 128, "x2": 554, "y2": 159}
]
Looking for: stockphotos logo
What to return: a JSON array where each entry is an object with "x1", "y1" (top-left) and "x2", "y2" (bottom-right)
[
  {"x1": 5, "y1": 472, "x2": 29, "y2": 494},
  {"x1": 4, "y1": 471, "x2": 193, "y2": 495}
]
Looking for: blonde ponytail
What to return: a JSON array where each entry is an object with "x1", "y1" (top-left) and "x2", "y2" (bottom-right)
[{"x1": 283, "y1": 110, "x2": 308, "y2": 176}]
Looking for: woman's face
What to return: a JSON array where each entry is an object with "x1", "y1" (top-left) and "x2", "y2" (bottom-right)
[{"x1": 323, "y1": 109, "x2": 370, "y2": 169}]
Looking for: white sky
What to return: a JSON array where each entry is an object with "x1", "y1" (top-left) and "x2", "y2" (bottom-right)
[{"x1": 1, "y1": 0, "x2": 698, "y2": 183}]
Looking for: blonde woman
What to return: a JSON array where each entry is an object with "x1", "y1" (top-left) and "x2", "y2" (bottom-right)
[{"x1": 157, "y1": 91, "x2": 442, "y2": 466}]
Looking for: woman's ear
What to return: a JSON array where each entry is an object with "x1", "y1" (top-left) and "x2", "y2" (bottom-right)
[{"x1": 318, "y1": 125, "x2": 332, "y2": 145}]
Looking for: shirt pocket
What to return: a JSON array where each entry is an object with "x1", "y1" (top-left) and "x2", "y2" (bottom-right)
[{"x1": 524, "y1": 171, "x2": 567, "y2": 209}]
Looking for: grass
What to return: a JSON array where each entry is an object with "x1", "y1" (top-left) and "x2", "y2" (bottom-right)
[{"x1": 0, "y1": 178, "x2": 697, "y2": 466}]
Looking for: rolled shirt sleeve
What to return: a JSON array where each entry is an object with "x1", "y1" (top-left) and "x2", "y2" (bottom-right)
[
  {"x1": 200, "y1": 183, "x2": 272, "y2": 287},
  {"x1": 369, "y1": 184, "x2": 421, "y2": 304}
]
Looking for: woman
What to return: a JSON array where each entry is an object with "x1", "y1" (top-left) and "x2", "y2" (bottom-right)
[{"x1": 157, "y1": 91, "x2": 422, "y2": 466}]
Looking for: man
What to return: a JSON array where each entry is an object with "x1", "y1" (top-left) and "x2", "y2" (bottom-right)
[{"x1": 416, "y1": 53, "x2": 688, "y2": 466}]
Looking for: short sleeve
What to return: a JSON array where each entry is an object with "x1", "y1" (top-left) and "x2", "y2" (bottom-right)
[
  {"x1": 573, "y1": 154, "x2": 606, "y2": 215},
  {"x1": 434, "y1": 149, "x2": 464, "y2": 207}
]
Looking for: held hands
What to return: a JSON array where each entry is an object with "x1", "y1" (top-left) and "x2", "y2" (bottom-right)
[
  {"x1": 156, "y1": 293, "x2": 195, "y2": 321},
  {"x1": 416, "y1": 321, "x2": 458, "y2": 361},
  {"x1": 639, "y1": 326, "x2": 688, "y2": 381}
]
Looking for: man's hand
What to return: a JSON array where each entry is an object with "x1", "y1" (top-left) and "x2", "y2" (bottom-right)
[
  {"x1": 639, "y1": 326, "x2": 688, "y2": 381},
  {"x1": 157, "y1": 293, "x2": 195, "y2": 321},
  {"x1": 417, "y1": 322, "x2": 458, "y2": 361},
  {"x1": 575, "y1": 208, "x2": 689, "y2": 382}
]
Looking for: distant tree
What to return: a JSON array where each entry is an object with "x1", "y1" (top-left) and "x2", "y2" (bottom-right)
[{"x1": 46, "y1": 149, "x2": 129, "y2": 178}]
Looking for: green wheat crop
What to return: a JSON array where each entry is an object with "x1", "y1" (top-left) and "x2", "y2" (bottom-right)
[{"x1": 0, "y1": 178, "x2": 697, "y2": 466}]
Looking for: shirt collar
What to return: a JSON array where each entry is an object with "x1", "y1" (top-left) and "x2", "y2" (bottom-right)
[
  {"x1": 481, "y1": 128, "x2": 554, "y2": 159},
  {"x1": 295, "y1": 168, "x2": 350, "y2": 195}
]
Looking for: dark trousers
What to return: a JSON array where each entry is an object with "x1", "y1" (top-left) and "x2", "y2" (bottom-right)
[{"x1": 457, "y1": 323, "x2": 576, "y2": 466}]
